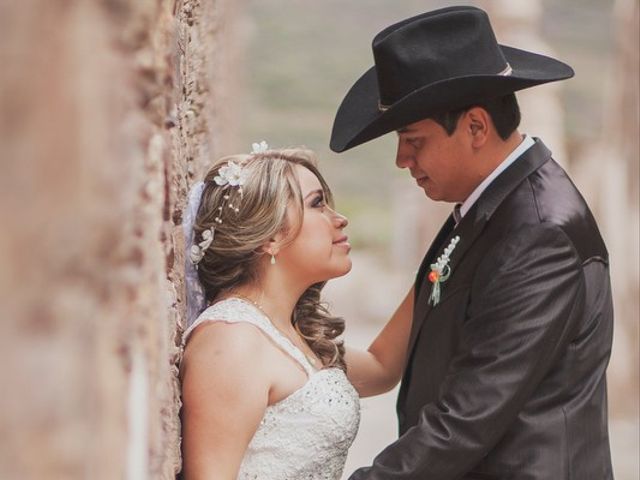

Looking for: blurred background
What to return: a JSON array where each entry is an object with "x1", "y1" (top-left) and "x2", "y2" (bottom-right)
[
  {"x1": 1, "y1": 0, "x2": 637, "y2": 479},
  {"x1": 231, "y1": 0, "x2": 640, "y2": 478}
]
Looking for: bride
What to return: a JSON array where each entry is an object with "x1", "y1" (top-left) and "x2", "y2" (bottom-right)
[{"x1": 179, "y1": 143, "x2": 414, "y2": 479}]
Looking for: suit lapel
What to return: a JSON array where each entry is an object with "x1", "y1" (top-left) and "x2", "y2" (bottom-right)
[{"x1": 406, "y1": 138, "x2": 553, "y2": 358}]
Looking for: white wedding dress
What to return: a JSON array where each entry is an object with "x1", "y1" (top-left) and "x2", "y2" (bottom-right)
[{"x1": 182, "y1": 297, "x2": 361, "y2": 480}]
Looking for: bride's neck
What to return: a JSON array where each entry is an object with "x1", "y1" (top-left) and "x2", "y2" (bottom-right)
[{"x1": 229, "y1": 279, "x2": 305, "y2": 333}]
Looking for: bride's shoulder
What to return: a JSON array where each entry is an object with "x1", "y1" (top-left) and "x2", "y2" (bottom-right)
[
  {"x1": 183, "y1": 317, "x2": 267, "y2": 364},
  {"x1": 180, "y1": 320, "x2": 271, "y2": 423},
  {"x1": 183, "y1": 298, "x2": 264, "y2": 347},
  {"x1": 181, "y1": 298, "x2": 276, "y2": 379},
  {"x1": 180, "y1": 319, "x2": 273, "y2": 399}
]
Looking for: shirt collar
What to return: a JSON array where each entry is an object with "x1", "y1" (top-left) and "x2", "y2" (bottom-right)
[{"x1": 458, "y1": 134, "x2": 535, "y2": 218}]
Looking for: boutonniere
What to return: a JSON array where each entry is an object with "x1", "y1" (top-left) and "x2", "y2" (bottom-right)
[{"x1": 428, "y1": 235, "x2": 460, "y2": 306}]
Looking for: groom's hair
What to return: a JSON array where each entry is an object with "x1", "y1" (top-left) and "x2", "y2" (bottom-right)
[{"x1": 430, "y1": 93, "x2": 521, "y2": 140}]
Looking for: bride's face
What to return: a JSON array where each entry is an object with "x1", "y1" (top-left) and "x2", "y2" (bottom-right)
[{"x1": 276, "y1": 165, "x2": 351, "y2": 284}]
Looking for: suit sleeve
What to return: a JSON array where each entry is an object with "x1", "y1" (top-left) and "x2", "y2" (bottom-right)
[{"x1": 349, "y1": 224, "x2": 585, "y2": 480}]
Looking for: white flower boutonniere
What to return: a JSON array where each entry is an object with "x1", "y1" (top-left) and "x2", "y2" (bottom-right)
[{"x1": 428, "y1": 235, "x2": 460, "y2": 306}]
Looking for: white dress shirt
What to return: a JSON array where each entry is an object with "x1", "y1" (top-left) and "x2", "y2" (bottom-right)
[{"x1": 458, "y1": 135, "x2": 535, "y2": 219}]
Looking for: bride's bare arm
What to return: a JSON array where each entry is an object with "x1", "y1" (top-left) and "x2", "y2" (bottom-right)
[
  {"x1": 180, "y1": 322, "x2": 270, "y2": 480},
  {"x1": 345, "y1": 286, "x2": 414, "y2": 397}
]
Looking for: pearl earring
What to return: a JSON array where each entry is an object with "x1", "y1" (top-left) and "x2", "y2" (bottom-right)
[{"x1": 270, "y1": 254, "x2": 276, "y2": 265}]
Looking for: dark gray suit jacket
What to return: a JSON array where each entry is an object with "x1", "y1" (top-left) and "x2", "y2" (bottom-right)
[{"x1": 350, "y1": 139, "x2": 614, "y2": 479}]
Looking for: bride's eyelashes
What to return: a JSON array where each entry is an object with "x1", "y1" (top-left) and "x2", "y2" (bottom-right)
[{"x1": 310, "y1": 193, "x2": 326, "y2": 209}]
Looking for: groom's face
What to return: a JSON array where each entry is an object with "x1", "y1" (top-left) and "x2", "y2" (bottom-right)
[{"x1": 395, "y1": 117, "x2": 476, "y2": 203}]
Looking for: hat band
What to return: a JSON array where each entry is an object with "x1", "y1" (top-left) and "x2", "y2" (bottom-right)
[
  {"x1": 378, "y1": 100, "x2": 390, "y2": 112},
  {"x1": 377, "y1": 62, "x2": 513, "y2": 112},
  {"x1": 498, "y1": 62, "x2": 513, "y2": 76}
]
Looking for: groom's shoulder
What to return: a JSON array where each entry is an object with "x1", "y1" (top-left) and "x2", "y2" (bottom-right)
[
  {"x1": 502, "y1": 158, "x2": 608, "y2": 263},
  {"x1": 531, "y1": 159, "x2": 607, "y2": 262}
]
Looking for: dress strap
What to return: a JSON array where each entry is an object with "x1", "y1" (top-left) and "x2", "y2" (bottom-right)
[{"x1": 182, "y1": 297, "x2": 315, "y2": 376}]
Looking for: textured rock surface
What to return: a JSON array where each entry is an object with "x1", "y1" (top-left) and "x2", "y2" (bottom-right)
[{"x1": 0, "y1": 1, "x2": 236, "y2": 478}]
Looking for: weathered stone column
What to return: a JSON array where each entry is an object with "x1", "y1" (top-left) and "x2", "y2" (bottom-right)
[{"x1": 0, "y1": 1, "x2": 238, "y2": 478}]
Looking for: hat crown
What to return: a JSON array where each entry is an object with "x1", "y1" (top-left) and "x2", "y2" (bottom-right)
[{"x1": 373, "y1": 6, "x2": 508, "y2": 106}]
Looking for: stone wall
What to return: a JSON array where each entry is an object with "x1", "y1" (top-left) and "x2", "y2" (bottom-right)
[{"x1": 0, "y1": 1, "x2": 237, "y2": 478}]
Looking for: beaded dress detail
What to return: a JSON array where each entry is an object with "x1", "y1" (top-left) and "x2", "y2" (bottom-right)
[{"x1": 182, "y1": 298, "x2": 361, "y2": 480}]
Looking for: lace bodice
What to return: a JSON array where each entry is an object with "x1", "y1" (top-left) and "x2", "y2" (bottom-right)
[{"x1": 182, "y1": 298, "x2": 361, "y2": 480}]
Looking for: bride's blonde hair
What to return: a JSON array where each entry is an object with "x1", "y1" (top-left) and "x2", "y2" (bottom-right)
[{"x1": 192, "y1": 148, "x2": 346, "y2": 370}]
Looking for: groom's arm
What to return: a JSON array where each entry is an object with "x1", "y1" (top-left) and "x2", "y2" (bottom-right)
[{"x1": 349, "y1": 224, "x2": 585, "y2": 480}]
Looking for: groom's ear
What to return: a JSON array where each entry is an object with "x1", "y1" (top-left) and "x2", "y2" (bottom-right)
[{"x1": 464, "y1": 107, "x2": 490, "y2": 148}]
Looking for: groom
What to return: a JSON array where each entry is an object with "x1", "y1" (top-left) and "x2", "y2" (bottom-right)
[{"x1": 331, "y1": 6, "x2": 614, "y2": 479}]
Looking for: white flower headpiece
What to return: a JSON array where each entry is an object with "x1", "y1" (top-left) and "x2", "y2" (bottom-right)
[
  {"x1": 190, "y1": 141, "x2": 269, "y2": 266},
  {"x1": 214, "y1": 160, "x2": 248, "y2": 188},
  {"x1": 189, "y1": 226, "x2": 215, "y2": 264},
  {"x1": 251, "y1": 140, "x2": 269, "y2": 154}
]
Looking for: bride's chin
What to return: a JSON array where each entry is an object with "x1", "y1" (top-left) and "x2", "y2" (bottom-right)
[
  {"x1": 313, "y1": 267, "x2": 351, "y2": 284},
  {"x1": 344, "y1": 259, "x2": 353, "y2": 273},
  {"x1": 333, "y1": 260, "x2": 353, "y2": 278}
]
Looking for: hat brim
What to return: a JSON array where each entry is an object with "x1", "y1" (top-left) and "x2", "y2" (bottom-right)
[{"x1": 330, "y1": 45, "x2": 574, "y2": 153}]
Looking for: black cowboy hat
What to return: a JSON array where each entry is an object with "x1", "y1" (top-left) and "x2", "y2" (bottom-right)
[{"x1": 330, "y1": 6, "x2": 574, "y2": 153}]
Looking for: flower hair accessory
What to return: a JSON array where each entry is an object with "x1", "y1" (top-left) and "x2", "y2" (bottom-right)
[
  {"x1": 190, "y1": 142, "x2": 268, "y2": 266},
  {"x1": 251, "y1": 140, "x2": 269, "y2": 154},
  {"x1": 189, "y1": 226, "x2": 215, "y2": 264},
  {"x1": 214, "y1": 161, "x2": 247, "y2": 189},
  {"x1": 428, "y1": 235, "x2": 460, "y2": 306},
  {"x1": 189, "y1": 162, "x2": 246, "y2": 266}
]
